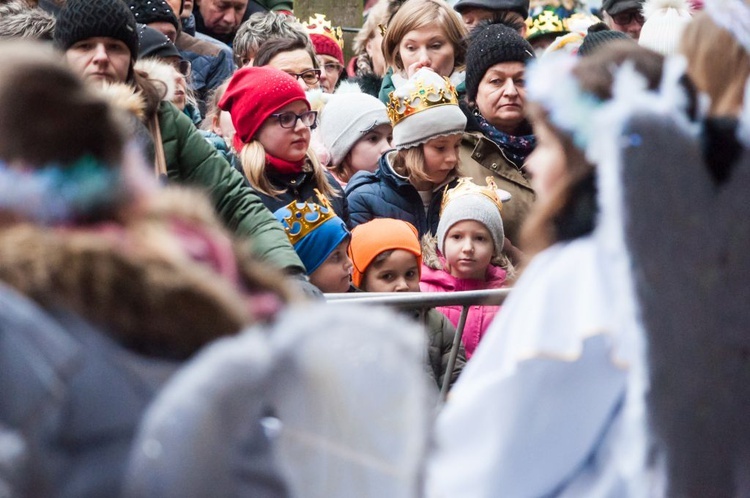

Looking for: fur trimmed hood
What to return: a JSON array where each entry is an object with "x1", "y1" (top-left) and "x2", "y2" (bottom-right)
[{"x1": 0, "y1": 188, "x2": 290, "y2": 360}]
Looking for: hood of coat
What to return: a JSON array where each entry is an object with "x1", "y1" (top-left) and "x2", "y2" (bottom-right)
[
  {"x1": 135, "y1": 57, "x2": 180, "y2": 104},
  {"x1": 0, "y1": 189, "x2": 289, "y2": 360}
]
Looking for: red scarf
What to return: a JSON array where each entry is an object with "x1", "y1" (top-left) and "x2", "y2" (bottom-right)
[{"x1": 265, "y1": 153, "x2": 305, "y2": 175}]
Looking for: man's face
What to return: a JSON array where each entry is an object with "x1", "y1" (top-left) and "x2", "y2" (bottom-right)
[
  {"x1": 65, "y1": 37, "x2": 131, "y2": 84},
  {"x1": 603, "y1": 8, "x2": 645, "y2": 39},
  {"x1": 198, "y1": 0, "x2": 247, "y2": 35}
]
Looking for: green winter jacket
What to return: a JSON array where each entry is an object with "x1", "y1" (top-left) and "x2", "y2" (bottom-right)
[{"x1": 157, "y1": 102, "x2": 304, "y2": 272}]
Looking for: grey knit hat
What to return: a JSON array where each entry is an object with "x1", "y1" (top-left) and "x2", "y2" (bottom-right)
[
  {"x1": 465, "y1": 21, "x2": 535, "y2": 103},
  {"x1": 319, "y1": 91, "x2": 390, "y2": 166},
  {"x1": 437, "y1": 194, "x2": 505, "y2": 256}
]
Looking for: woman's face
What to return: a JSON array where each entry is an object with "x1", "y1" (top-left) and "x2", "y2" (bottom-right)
[
  {"x1": 172, "y1": 69, "x2": 187, "y2": 111},
  {"x1": 256, "y1": 100, "x2": 312, "y2": 163},
  {"x1": 475, "y1": 61, "x2": 527, "y2": 134},
  {"x1": 398, "y1": 26, "x2": 455, "y2": 78},
  {"x1": 267, "y1": 49, "x2": 320, "y2": 91},
  {"x1": 344, "y1": 123, "x2": 392, "y2": 175},
  {"x1": 524, "y1": 117, "x2": 567, "y2": 203}
]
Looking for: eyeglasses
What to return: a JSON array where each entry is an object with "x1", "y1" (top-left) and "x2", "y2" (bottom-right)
[
  {"x1": 170, "y1": 59, "x2": 192, "y2": 77},
  {"x1": 610, "y1": 10, "x2": 645, "y2": 26},
  {"x1": 271, "y1": 110, "x2": 318, "y2": 129},
  {"x1": 285, "y1": 68, "x2": 321, "y2": 85},
  {"x1": 321, "y1": 62, "x2": 343, "y2": 74}
]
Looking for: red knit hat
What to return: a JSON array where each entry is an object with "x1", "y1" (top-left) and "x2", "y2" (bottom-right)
[
  {"x1": 310, "y1": 33, "x2": 344, "y2": 65},
  {"x1": 218, "y1": 66, "x2": 309, "y2": 150}
]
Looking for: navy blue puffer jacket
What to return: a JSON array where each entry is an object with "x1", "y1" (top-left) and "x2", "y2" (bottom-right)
[{"x1": 345, "y1": 151, "x2": 458, "y2": 237}]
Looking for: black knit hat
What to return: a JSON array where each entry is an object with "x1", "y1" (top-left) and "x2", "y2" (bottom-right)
[
  {"x1": 465, "y1": 21, "x2": 535, "y2": 102},
  {"x1": 577, "y1": 22, "x2": 633, "y2": 57},
  {"x1": 137, "y1": 24, "x2": 181, "y2": 60},
  {"x1": 127, "y1": 0, "x2": 180, "y2": 34},
  {"x1": 54, "y1": 0, "x2": 139, "y2": 59}
]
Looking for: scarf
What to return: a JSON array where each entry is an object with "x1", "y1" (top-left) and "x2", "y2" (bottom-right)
[
  {"x1": 475, "y1": 113, "x2": 536, "y2": 168},
  {"x1": 265, "y1": 153, "x2": 305, "y2": 175}
]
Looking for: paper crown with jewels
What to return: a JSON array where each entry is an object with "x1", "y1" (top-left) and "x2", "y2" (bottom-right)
[
  {"x1": 441, "y1": 177, "x2": 507, "y2": 215},
  {"x1": 278, "y1": 190, "x2": 337, "y2": 245},
  {"x1": 386, "y1": 70, "x2": 460, "y2": 126},
  {"x1": 305, "y1": 13, "x2": 344, "y2": 50}
]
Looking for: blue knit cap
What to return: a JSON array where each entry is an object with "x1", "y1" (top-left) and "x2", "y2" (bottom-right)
[{"x1": 274, "y1": 202, "x2": 350, "y2": 275}]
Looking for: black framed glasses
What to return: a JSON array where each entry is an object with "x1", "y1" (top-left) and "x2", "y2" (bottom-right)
[
  {"x1": 271, "y1": 110, "x2": 318, "y2": 129},
  {"x1": 285, "y1": 68, "x2": 321, "y2": 85},
  {"x1": 610, "y1": 10, "x2": 645, "y2": 26}
]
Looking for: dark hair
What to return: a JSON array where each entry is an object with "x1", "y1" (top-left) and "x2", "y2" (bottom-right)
[
  {"x1": 253, "y1": 36, "x2": 319, "y2": 69},
  {"x1": 0, "y1": 42, "x2": 125, "y2": 167}
]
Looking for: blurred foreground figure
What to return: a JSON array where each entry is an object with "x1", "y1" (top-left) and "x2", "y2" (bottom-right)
[
  {"x1": 0, "y1": 39, "x2": 290, "y2": 497},
  {"x1": 124, "y1": 305, "x2": 434, "y2": 498}
]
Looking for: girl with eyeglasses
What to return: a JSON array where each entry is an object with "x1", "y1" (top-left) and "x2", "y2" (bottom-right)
[{"x1": 219, "y1": 66, "x2": 347, "y2": 223}]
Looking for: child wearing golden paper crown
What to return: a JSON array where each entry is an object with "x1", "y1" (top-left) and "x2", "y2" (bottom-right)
[
  {"x1": 274, "y1": 193, "x2": 353, "y2": 293},
  {"x1": 346, "y1": 67, "x2": 467, "y2": 237},
  {"x1": 420, "y1": 178, "x2": 513, "y2": 359}
]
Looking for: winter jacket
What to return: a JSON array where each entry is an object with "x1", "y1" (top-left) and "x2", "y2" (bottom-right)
[
  {"x1": 458, "y1": 131, "x2": 536, "y2": 244},
  {"x1": 175, "y1": 31, "x2": 235, "y2": 110},
  {"x1": 250, "y1": 166, "x2": 349, "y2": 224},
  {"x1": 346, "y1": 151, "x2": 459, "y2": 237},
  {"x1": 0, "y1": 290, "x2": 179, "y2": 498},
  {"x1": 420, "y1": 258, "x2": 508, "y2": 359},
  {"x1": 422, "y1": 308, "x2": 466, "y2": 389},
  {"x1": 156, "y1": 101, "x2": 305, "y2": 272}
]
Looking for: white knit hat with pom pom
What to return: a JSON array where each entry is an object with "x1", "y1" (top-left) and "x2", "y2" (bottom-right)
[{"x1": 638, "y1": 0, "x2": 693, "y2": 55}]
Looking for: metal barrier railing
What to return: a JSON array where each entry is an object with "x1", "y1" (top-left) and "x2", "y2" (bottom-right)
[{"x1": 325, "y1": 289, "x2": 511, "y2": 399}]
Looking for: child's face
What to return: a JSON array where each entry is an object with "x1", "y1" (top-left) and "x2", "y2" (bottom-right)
[
  {"x1": 398, "y1": 26, "x2": 455, "y2": 77},
  {"x1": 256, "y1": 100, "x2": 312, "y2": 163},
  {"x1": 344, "y1": 123, "x2": 392, "y2": 174},
  {"x1": 422, "y1": 133, "x2": 462, "y2": 185},
  {"x1": 525, "y1": 117, "x2": 567, "y2": 204},
  {"x1": 363, "y1": 249, "x2": 421, "y2": 292},
  {"x1": 443, "y1": 220, "x2": 494, "y2": 280},
  {"x1": 309, "y1": 239, "x2": 353, "y2": 293}
]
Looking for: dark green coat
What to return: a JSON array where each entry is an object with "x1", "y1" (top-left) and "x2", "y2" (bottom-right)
[{"x1": 157, "y1": 102, "x2": 304, "y2": 272}]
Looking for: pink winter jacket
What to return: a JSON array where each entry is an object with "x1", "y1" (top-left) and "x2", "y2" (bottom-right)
[{"x1": 419, "y1": 263, "x2": 507, "y2": 359}]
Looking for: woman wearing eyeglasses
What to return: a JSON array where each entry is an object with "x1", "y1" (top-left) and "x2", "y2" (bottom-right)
[
  {"x1": 253, "y1": 36, "x2": 327, "y2": 92},
  {"x1": 219, "y1": 66, "x2": 348, "y2": 223}
]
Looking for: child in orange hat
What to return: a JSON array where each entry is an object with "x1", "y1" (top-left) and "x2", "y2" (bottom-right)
[{"x1": 348, "y1": 218, "x2": 465, "y2": 389}]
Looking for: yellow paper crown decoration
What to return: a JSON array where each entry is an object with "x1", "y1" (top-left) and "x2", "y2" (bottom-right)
[
  {"x1": 279, "y1": 190, "x2": 336, "y2": 245},
  {"x1": 386, "y1": 73, "x2": 459, "y2": 126},
  {"x1": 441, "y1": 177, "x2": 505, "y2": 215},
  {"x1": 526, "y1": 8, "x2": 568, "y2": 41},
  {"x1": 306, "y1": 14, "x2": 344, "y2": 50}
]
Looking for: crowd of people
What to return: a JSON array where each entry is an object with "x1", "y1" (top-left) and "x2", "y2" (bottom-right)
[{"x1": 1, "y1": 0, "x2": 749, "y2": 495}]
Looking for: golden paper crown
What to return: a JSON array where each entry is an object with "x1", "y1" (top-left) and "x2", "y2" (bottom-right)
[
  {"x1": 306, "y1": 14, "x2": 344, "y2": 50},
  {"x1": 526, "y1": 9, "x2": 568, "y2": 40},
  {"x1": 441, "y1": 177, "x2": 504, "y2": 215},
  {"x1": 386, "y1": 75, "x2": 459, "y2": 126},
  {"x1": 279, "y1": 190, "x2": 336, "y2": 245}
]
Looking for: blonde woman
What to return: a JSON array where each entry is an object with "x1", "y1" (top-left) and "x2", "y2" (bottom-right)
[
  {"x1": 378, "y1": 0, "x2": 469, "y2": 102},
  {"x1": 219, "y1": 65, "x2": 347, "y2": 220}
]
